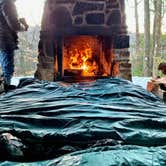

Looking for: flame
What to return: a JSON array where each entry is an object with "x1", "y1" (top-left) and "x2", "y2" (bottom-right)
[
  {"x1": 68, "y1": 46, "x2": 97, "y2": 76},
  {"x1": 63, "y1": 36, "x2": 120, "y2": 78}
]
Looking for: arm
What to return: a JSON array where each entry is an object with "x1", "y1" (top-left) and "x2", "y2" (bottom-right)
[{"x1": 1, "y1": 0, "x2": 27, "y2": 32}]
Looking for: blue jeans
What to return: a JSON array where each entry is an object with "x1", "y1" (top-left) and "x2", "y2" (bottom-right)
[{"x1": 0, "y1": 50, "x2": 14, "y2": 85}]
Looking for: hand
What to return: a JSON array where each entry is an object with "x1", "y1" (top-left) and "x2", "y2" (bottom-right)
[
  {"x1": 19, "y1": 18, "x2": 29, "y2": 31},
  {"x1": 24, "y1": 24, "x2": 29, "y2": 31}
]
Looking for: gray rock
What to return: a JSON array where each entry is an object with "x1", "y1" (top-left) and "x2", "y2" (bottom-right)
[
  {"x1": 73, "y1": 2, "x2": 104, "y2": 15},
  {"x1": 0, "y1": 133, "x2": 25, "y2": 159},
  {"x1": 86, "y1": 13, "x2": 105, "y2": 25}
]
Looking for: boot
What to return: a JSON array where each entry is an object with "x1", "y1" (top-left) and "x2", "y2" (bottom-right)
[
  {"x1": 3, "y1": 76, "x2": 16, "y2": 92},
  {"x1": 4, "y1": 84, "x2": 16, "y2": 92},
  {"x1": 0, "y1": 75, "x2": 5, "y2": 94}
]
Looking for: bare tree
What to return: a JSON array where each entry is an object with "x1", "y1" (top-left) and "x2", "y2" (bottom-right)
[
  {"x1": 144, "y1": 0, "x2": 151, "y2": 76},
  {"x1": 152, "y1": 0, "x2": 163, "y2": 77},
  {"x1": 134, "y1": 0, "x2": 140, "y2": 54}
]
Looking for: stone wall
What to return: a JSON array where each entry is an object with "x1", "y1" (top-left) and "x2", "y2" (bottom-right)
[
  {"x1": 41, "y1": 0, "x2": 127, "y2": 35},
  {"x1": 35, "y1": 0, "x2": 131, "y2": 81}
]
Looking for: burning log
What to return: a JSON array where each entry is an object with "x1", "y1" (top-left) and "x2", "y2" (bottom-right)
[{"x1": 64, "y1": 69, "x2": 83, "y2": 76}]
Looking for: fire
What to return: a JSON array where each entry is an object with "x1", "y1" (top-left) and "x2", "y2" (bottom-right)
[
  {"x1": 68, "y1": 46, "x2": 97, "y2": 76},
  {"x1": 63, "y1": 36, "x2": 119, "y2": 78}
]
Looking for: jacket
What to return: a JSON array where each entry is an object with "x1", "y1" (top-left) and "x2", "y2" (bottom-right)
[{"x1": 0, "y1": 0, "x2": 25, "y2": 51}]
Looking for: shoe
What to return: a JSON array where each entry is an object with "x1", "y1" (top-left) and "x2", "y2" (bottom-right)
[
  {"x1": 0, "y1": 75, "x2": 5, "y2": 94},
  {"x1": 4, "y1": 84, "x2": 16, "y2": 92}
]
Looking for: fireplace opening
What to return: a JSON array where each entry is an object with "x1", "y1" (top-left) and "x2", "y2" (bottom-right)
[{"x1": 55, "y1": 35, "x2": 120, "y2": 80}]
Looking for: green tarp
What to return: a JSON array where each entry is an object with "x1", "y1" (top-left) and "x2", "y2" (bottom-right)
[{"x1": 0, "y1": 78, "x2": 165, "y2": 165}]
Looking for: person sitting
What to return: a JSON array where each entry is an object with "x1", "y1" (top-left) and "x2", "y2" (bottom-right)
[{"x1": 147, "y1": 62, "x2": 166, "y2": 101}]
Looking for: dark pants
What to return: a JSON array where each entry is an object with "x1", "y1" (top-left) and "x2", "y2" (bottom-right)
[{"x1": 0, "y1": 50, "x2": 14, "y2": 85}]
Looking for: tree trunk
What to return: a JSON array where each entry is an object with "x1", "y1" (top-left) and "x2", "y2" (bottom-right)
[
  {"x1": 144, "y1": 0, "x2": 151, "y2": 76},
  {"x1": 152, "y1": 0, "x2": 162, "y2": 77},
  {"x1": 134, "y1": 0, "x2": 140, "y2": 54}
]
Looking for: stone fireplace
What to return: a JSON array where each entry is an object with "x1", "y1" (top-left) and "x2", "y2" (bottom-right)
[{"x1": 35, "y1": 0, "x2": 131, "y2": 81}]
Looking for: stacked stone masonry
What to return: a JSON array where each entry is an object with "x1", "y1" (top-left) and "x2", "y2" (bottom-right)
[
  {"x1": 35, "y1": 0, "x2": 131, "y2": 81},
  {"x1": 44, "y1": 0, "x2": 127, "y2": 33}
]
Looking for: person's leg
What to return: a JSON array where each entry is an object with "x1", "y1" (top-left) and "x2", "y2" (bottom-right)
[{"x1": 0, "y1": 50, "x2": 14, "y2": 85}]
